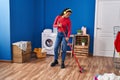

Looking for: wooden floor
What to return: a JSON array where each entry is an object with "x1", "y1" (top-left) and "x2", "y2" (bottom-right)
[{"x1": 0, "y1": 55, "x2": 119, "y2": 80}]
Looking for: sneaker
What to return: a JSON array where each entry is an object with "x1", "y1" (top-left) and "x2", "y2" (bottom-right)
[
  {"x1": 51, "y1": 60, "x2": 58, "y2": 67},
  {"x1": 61, "y1": 62, "x2": 65, "y2": 69}
]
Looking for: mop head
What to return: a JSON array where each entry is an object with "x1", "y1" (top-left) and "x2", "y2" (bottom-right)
[{"x1": 79, "y1": 68, "x2": 85, "y2": 73}]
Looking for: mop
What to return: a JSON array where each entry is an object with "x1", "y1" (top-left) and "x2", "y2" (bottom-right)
[{"x1": 61, "y1": 27, "x2": 85, "y2": 73}]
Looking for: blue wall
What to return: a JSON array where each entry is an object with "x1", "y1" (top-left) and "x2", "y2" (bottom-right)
[
  {"x1": 0, "y1": 0, "x2": 36, "y2": 60},
  {"x1": 45, "y1": 0, "x2": 95, "y2": 54},
  {"x1": 10, "y1": 0, "x2": 35, "y2": 45},
  {"x1": 0, "y1": 0, "x2": 95, "y2": 60},
  {"x1": 0, "y1": 0, "x2": 11, "y2": 60},
  {"x1": 33, "y1": 0, "x2": 45, "y2": 48},
  {"x1": 10, "y1": 0, "x2": 45, "y2": 49},
  {"x1": 10, "y1": 0, "x2": 35, "y2": 50}
]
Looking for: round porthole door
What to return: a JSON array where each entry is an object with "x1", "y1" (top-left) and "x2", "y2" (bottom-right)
[{"x1": 43, "y1": 38, "x2": 54, "y2": 50}]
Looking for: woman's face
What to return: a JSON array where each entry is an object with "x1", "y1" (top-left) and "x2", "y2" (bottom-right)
[{"x1": 64, "y1": 12, "x2": 71, "y2": 18}]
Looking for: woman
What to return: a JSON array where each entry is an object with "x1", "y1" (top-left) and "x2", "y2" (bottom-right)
[{"x1": 51, "y1": 8, "x2": 72, "y2": 68}]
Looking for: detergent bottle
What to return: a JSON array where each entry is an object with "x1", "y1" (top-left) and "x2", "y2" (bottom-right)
[{"x1": 81, "y1": 26, "x2": 87, "y2": 35}]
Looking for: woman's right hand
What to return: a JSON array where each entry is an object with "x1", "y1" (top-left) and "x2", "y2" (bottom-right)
[{"x1": 58, "y1": 23, "x2": 62, "y2": 27}]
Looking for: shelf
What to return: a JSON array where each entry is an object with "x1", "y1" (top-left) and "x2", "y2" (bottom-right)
[
  {"x1": 75, "y1": 52, "x2": 88, "y2": 57},
  {"x1": 75, "y1": 34, "x2": 89, "y2": 37},
  {"x1": 74, "y1": 45, "x2": 88, "y2": 48},
  {"x1": 74, "y1": 34, "x2": 90, "y2": 57},
  {"x1": 66, "y1": 51, "x2": 72, "y2": 53}
]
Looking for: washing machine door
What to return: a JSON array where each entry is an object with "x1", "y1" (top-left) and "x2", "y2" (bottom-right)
[{"x1": 43, "y1": 37, "x2": 55, "y2": 50}]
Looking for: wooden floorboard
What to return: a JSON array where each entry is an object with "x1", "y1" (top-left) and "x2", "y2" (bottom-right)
[{"x1": 0, "y1": 56, "x2": 119, "y2": 80}]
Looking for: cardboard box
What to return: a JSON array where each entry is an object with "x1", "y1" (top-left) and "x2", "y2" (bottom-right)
[
  {"x1": 13, "y1": 53, "x2": 30, "y2": 63},
  {"x1": 12, "y1": 41, "x2": 32, "y2": 63}
]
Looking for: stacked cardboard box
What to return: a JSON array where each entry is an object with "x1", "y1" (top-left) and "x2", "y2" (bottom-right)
[{"x1": 12, "y1": 41, "x2": 32, "y2": 63}]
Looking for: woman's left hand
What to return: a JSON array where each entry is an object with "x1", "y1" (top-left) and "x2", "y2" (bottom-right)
[{"x1": 65, "y1": 37, "x2": 69, "y2": 42}]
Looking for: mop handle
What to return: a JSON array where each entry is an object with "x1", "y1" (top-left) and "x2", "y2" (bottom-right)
[{"x1": 61, "y1": 27, "x2": 82, "y2": 69}]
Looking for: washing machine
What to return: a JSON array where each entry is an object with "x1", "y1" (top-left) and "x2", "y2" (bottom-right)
[{"x1": 42, "y1": 29, "x2": 57, "y2": 55}]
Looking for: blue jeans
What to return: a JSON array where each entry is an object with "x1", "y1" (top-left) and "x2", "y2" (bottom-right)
[{"x1": 54, "y1": 32, "x2": 67, "y2": 61}]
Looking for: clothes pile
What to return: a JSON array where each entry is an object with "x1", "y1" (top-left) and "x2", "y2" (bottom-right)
[
  {"x1": 12, "y1": 41, "x2": 28, "y2": 51},
  {"x1": 94, "y1": 73, "x2": 120, "y2": 80}
]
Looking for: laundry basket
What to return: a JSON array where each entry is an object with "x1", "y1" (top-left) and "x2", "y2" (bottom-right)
[
  {"x1": 113, "y1": 26, "x2": 120, "y2": 69},
  {"x1": 33, "y1": 48, "x2": 46, "y2": 58}
]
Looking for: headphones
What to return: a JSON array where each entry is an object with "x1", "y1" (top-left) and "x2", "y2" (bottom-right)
[{"x1": 64, "y1": 9, "x2": 72, "y2": 14}]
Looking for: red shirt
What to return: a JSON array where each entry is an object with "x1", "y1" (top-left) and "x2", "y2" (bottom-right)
[{"x1": 53, "y1": 15, "x2": 71, "y2": 38}]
